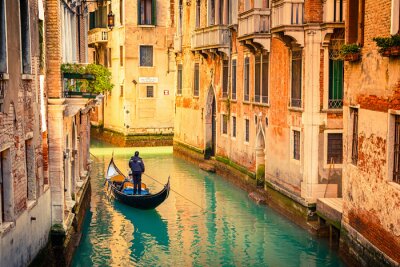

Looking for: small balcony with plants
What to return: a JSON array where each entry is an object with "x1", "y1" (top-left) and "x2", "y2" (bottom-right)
[
  {"x1": 61, "y1": 63, "x2": 113, "y2": 102},
  {"x1": 340, "y1": 43, "x2": 361, "y2": 62},
  {"x1": 373, "y1": 34, "x2": 400, "y2": 58}
]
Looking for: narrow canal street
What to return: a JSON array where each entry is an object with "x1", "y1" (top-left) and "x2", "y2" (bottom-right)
[{"x1": 72, "y1": 143, "x2": 345, "y2": 266}]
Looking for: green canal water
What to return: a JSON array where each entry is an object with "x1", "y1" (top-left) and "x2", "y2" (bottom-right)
[{"x1": 72, "y1": 144, "x2": 345, "y2": 267}]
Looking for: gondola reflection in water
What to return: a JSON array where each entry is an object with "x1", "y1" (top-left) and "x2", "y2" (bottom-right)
[{"x1": 105, "y1": 156, "x2": 170, "y2": 209}]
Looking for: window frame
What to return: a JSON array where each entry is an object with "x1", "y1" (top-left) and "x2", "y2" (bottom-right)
[
  {"x1": 193, "y1": 63, "x2": 199, "y2": 97},
  {"x1": 177, "y1": 63, "x2": 183, "y2": 95},
  {"x1": 291, "y1": 128, "x2": 301, "y2": 162},
  {"x1": 19, "y1": 0, "x2": 31, "y2": 74},
  {"x1": 232, "y1": 115, "x2": 236, "y2": 138},
  {"x1": 120, "y1": 45, "x2": 124, "y2": 67},
  {"x1": 222, "y1": 60, "x2": 229, "y2": 98},
  {"x1": 290, "y1": 50, "x2": 302, "y2": 108},
  {"x1": 231, "y1": 58, "x2": 237, "y2": 100},
  {"x1": 351, "y1": 108, "x2": 359, "y2": 165},
  {"x1": 139, "y1": 45, "x2": 153, "y2": 67},
  {"x1": 328, "y1": 59, "x2": 344, "y2": 109},
  {"x1": 324, "y1": 130, "x2": 343, "y2": 168},
  {"x1": 244, "y1": 118, "x2": 250, "y2": 143},
  {"x1": 221, "y1": 114, "x2": 228, "y2": 135},
  {"x1": 391, "y1": 0, "x2": 400, "y2": 34},
  {"x1": 244, "y1": 57, "x2": 250, "y2": 102},
  {"x1": 146, "y1": 85, "x2": 154, "y2": 98},
  {"x1": 138, "y1": 0, "x2": 156, "y2": 25},
  {"x1": 0, "y1": 0, "x2": 7, "y2": 74}
]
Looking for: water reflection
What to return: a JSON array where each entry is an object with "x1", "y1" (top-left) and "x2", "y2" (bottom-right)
[{"x1": 72, "y1": 145, "x2": 345, "y2": 267}]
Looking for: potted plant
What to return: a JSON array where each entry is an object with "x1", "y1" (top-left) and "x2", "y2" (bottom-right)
[
  {"x1": 390, "y1": 34, "x2": 400, "y2": 56},
  {"x1": 373, "y1": 34, "x2": 400, "y2": 57},
  {"x1": 340, "y1": 43, "x2": 361, "y2": 61}
]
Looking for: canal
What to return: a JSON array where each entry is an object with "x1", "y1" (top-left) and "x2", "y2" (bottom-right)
[{"x1": 72, "y1": 144, "x2": 345, "y2": 266}]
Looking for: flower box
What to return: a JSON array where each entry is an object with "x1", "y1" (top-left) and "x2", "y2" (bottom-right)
[{"x1": 344, "y1": 53, "x2": 360, "y2": 62}]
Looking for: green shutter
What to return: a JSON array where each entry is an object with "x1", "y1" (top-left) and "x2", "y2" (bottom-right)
[{"x1": 152, "y1": 0, "x2": 156, "y2": 25}]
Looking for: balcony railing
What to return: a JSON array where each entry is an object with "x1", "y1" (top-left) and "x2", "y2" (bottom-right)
[
  {"x1": 191, "y1": 25, "x2": 229, "y2": 50},
  {"x1": 272, "y1": 2, "x2": 304, "y2": 28},
  {"x1": 88, "y1": 28, "x2": 108, "y2": 46},
  {"x1": 238, "y1": 8, "x2": 271, "y2": 38}
]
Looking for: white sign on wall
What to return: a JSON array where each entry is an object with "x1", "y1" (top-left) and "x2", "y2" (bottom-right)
[{"x1": 139, "y1": 77, "x2": 159, "y2": 83}]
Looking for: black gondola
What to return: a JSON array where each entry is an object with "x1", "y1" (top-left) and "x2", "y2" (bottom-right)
[{"x1": 105, "y1": 156, "x2": 170, "y2": 209}]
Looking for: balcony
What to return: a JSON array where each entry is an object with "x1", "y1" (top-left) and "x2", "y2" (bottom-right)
[
  {"x1": 238, "y1": 8, "x2": 271, "y2": 51},
  {"x1": 271, "y1": 1, "x2": 304, "y2": 46},
  {"x1": 321, "y1": 0, "x2": 344, "y2": 40},
  {"x1": 88, "y1": 28, "x2": 108, "y2": 47},
  {"x1": 191, "y1": 25, "x2": 230, "y2": 55}
]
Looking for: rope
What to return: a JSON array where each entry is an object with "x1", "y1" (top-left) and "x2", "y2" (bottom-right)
[{"x1": 143, "y1": 173, "x2": 206, "y2": 212}]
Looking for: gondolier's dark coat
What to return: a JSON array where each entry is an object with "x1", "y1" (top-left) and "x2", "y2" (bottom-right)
[{"x1": 129, "y1": 156, "x2": 145, "y2": 174}]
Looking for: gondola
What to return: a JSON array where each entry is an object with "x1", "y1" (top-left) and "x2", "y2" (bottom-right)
[{"x1": 105, "y1": 156, "x2": 170, "y2": 209}]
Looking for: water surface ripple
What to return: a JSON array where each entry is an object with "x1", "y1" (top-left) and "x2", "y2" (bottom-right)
[{"x1": 72, "y1": 146, "x2": 345, "y2": 267}]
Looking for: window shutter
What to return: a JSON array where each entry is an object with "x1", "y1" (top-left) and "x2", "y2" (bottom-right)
[
  {"x1": 152, "y1": 0, "x2": 157, "y2": 25},
  {"x1": 138, "y1": 0, "x2": 141, "y2": 25}
]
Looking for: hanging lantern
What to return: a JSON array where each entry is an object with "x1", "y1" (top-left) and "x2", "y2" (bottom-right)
[{"x1": 107, "y1": 10, "x2": 115, "y2": 29}]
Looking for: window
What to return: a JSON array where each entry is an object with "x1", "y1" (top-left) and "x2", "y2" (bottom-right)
[
  {"x1": 0, "y1": 0, "x2": 6, "y2": 73},
  {"x1": 25, "y1": 139, "x2": 35, "y2": 201},
  {"x1": 394, "y1": 115, "x2": 400, "y2": 183},
  {"x1": 293, "y1": 130, "x2": 300, "y2": 160},
  {"x1": 177, "y1": 64, "x2": 182, "y2": 95},
  {"x1": 210, "y1": 0, "x2": 215, "y2": 25},
  {"x1": 333, "y1": 0, "x2": 344, "y2": 22},
  {"x1": 104, "y1": 49, "x2": 108, "y2": 67},
  {"x1": 328, "y1": 59, "x2": 343, "y2": 109},
  {"x1": 291, "y1": 50, "x2": 302, "y2": 108},
  {"x1": 139, "y1": 0, "x2": 156, "y2": 25},
  {"x1": 347, "y1": 0, "x2": 365, "y2": 45},
  {"x1": 140, "y1": 45, "x2": 153, "y2": 67},
  {"x1": 120, "y1": 85, "x2": 124, "y2": 97},
  {"x1": 232, "y1": 116, "x2": 236, "y2": 137},
  {"x1": 231, "y1": 59, "x2": 236, "y2": 100},
  {"x1": 146, "y1": 86, "x2": 154, "y2": 97},
  {"x1": 291, "y1": 3, "x2": 304, "y2": 24},
  {"x1": 222, "y1": 114, "x2": 228, "y2": 134},
  {"x1": 351, "y1": 108, "x2": 358, "y2": 165},
  {"x1": 20, "y1": 0, "x2": 31, "y2": 74},
  {"x1": 120, "y1": 46, "x2": 123, "y2": 66},
  {"x1": 327, "y1": 133, "x2": 343, "y2": 164},
  {"x1": 262, "y1": 52, "x2": 269, "y2": 104},
  {"x1": 222, "y1": 60, "x2": 228, "y2": 98},
  {"x1": 254, "y1": 55, "x2": 261, "y2": 102},
  {"x1": 108, "y1": 48, "x2": 112, "y2": 67},
  {"x1": 120, "y1": 0, "x2": 124, "y2": 25},
  {"x1": 178, "y1": 0, "x2": 183, "y2": 34},
  {"x1": 245, "y1": 119, "x2": 250, "y2": 142},
  {"x1": 1, "y1": 149, "x2": 12, "y2": 223},
  {"x1": 196, "y1": 0, "x2": 200, "y2": 28},
  {"x1": 194, "y1": 63, "x2": 199, "y2": 96},
  {"x1": 244, "y1": 57, "x2": 249, "y2": 101}
]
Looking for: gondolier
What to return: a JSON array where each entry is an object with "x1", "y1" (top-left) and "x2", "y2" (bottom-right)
[{"x1": 129, "y1": 151, "x2": 145, "y2": 195}]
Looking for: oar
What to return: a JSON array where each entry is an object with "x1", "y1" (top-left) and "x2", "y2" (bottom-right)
[{"x1": 143, "y1": 173, "x2": 206, "y2": 212}]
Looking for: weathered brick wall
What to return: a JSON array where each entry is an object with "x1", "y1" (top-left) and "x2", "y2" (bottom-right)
[
  {"x1": 304, "y1": 0, "x2": 323, "y2": 23},
  {"x1": 343, "y1": 0, "x2": 400, "y2": 263},
  {"x1": 45, "y1": 0, "x2": 62, "y2": 98}
]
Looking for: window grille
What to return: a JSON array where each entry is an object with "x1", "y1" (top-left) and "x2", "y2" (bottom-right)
[
  {"x1": 351, "y1": 108, "x2": 358, "y2": 165},
  {"x1": 393, "y1": 115, "x2": 400, "y2": 183},
  {"x1": 327, "y1": 133, "x2": 343, "y2": 164},
  {"x1": 231, "y1": 59, "x2": 236, "y2": 100},
  {"x1": 293, "y1": 130, "x2": 300, "y2": 160},
  {"x1": 245, "y1": 119, "x2": 249, "y2": 142},
  {"x1": 146, "y1": 86, "x2": 154, "y2": 98},
  {"x1": 140, "y1": 46, "x2": 153, "y2": 67},
  {"x1": 222, "y1": 115, "x2": 228, "y2": 134},
  {"x1": 194, "y1": 63, "x2": 199, "y2": 96},
  {"x1": 177, "y1": 64, "x2": 183, "y2": 95},
  {"x1": 244, "y1": 57, "x2": 249, "y2": 101},
  {"x1": 232, "y1": 116, "x2": 236, "y2": 137}
]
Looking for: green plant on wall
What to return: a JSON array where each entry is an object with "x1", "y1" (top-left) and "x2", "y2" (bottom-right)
[
  {"x1": 256, "y1": 164, "x2": 265, "y2": 187},
  {"x1": 61, "y1": 63, "x2": 114, "y2": 94},
  {"x1": 340, "y1": 44, "x2": 360, "y2": 56}
]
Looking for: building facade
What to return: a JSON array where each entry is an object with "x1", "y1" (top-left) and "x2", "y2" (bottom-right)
[
  {"x1": 341, "y1": 0, "x2": 400, "y2": 265},
  {"x1": 89, "y1": 0, "x2": 175, "y2": 146},
  {"x1": 0, "y1": 0, "x2": 51, "y2": 266},
  {"x1": 174, "y1": 0, "x2": 344, "y2": 209}
]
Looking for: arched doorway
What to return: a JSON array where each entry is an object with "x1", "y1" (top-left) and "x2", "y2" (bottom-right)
[
  {"x1": 205, "y1": 86, "x2": 216, "y2": 159},
  {"x1": 255, "y1": 115, "x2": 266, "y2": 187}
]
